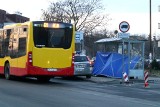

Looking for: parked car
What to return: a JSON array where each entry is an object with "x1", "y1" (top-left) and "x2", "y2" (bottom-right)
[
  {"x1": 74, "y1": 54, "x2": 92, "y2": 78},
  {"x1": 87, "y1": 56, "x2": 94, "y2": 67}
]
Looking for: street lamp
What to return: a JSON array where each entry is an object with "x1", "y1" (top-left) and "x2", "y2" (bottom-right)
[{"x1": 149, "y1": 0, "x2": 152, "y2": 63}]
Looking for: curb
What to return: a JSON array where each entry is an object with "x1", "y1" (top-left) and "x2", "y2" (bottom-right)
[
  {"x1": 88, "y1": 76, "x2": 120, "y2": 83},
  {"x1": 87, "y1": 76, "x2": 160, "y2": 84},
  {"x1": 150, "y1": 79, "x2": 160, "y2": 83}
]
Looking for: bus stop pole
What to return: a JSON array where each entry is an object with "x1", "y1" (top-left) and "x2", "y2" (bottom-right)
[{"x1": 122, "y1": 41, "x2": 124, "y2": 82}]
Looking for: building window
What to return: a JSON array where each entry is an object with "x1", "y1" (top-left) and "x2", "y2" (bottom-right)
[
  {"x1": 0, "y1": 16, "x2": 1, "y2": 20},
  {"x1": 3, "y1": 14, "x2": 5, "y2": 20},
  {"x1": 158, "y1": 23, "x2": 160, "y2": 29}
]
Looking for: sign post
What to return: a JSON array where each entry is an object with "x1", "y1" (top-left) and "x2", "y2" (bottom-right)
[{"x1": 119, "y1": 21, "x2": 130, "y2": 84}]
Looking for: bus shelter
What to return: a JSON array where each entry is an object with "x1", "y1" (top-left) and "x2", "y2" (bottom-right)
[{"x1": 93, "y1": 36, "x2": 145, "y2": 79}]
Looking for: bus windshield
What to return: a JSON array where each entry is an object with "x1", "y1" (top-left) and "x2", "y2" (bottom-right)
[{"x1": 33, "y1": 22, "x2": 73, "y2": 49}]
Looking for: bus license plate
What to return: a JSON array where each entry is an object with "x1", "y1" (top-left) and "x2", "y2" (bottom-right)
[{"x1": 47, "y1": 68, "x2": 57, "y2": 72}]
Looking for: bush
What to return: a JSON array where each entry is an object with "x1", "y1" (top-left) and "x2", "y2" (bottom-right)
[{"x1": 151, "y1": 59, "x2": 159, "y2": 70}]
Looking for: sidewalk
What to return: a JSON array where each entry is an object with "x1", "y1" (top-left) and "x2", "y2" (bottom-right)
[
  {"x1": 89, "y1": 76, "x2": 120, "y2": 83},
  {"x1": 89, "y1": 76, "x2": 160, "y2": 84},
  {"x1": 149, "y1": 76, "x2": 160, "y2": 83}
]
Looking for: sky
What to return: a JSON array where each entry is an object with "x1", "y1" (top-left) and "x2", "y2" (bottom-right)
[
  {"x1": 0, "y1": 0, "x2": 50, "y2": 20},
  {"x1": 0, "y1": 0, "x2": 160, "y2": 35},
  {"x1": 102, "y1": 0, "x2": 160, "y2": 35}
]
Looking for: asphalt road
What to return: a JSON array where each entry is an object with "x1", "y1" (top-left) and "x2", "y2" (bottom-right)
[{"x1": 0, "y1": 76, "x2": 160, "y2": 107}]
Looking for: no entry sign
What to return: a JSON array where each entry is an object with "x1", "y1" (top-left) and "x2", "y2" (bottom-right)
[{"x1": 119, "y1": 21, "x2": 130, "y2": 33}]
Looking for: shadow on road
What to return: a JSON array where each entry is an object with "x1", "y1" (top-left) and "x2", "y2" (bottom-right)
[
  {"x1": 60, "y1": 76, "x2": 90, "y2": 81},
  {"x1": 0, "y1": 75, "x2": 65, "y2": 86}
]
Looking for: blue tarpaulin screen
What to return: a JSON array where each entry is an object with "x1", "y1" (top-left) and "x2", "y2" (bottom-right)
[{"x1": 92, "y1": 52, "x2": 140, "y2": 78}]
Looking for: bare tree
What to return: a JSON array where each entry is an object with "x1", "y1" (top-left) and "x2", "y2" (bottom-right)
[{"x1": 41, "y1": 0, "x2": 110, "y2": 32}]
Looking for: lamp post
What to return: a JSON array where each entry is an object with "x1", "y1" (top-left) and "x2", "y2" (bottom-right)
[
  {"x1": 149, "y1": 0, "x2": 152, "y2": 55},
  {"x1": 149, "y1": 0, "x2": 153, "y2": 72},
  {"x1": 149, "y1": 0, "x2": 152, "y2": 65}
]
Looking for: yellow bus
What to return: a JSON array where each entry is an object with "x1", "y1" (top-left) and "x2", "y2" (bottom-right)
[{"x1": 0, "y1": 21, "x2": 75, "y2": 81}]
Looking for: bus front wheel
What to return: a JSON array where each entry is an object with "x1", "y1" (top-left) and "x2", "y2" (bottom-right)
[{"x1": 4, "y1": 63, "x2": 11, "y2": 80}]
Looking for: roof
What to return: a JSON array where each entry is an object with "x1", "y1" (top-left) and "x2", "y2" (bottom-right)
[
  {"x1": 95, "y1": 38, "x2": 122, "y2": 43},
  {"x1": 95, "y1": 36, "x2": 147, "y2": 44}
]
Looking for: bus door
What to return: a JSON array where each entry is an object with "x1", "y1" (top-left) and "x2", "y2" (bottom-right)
[
  {"x1": 0, "y1": 30, "x2": 5, "y2": 73},
  {"x1": 17, "y1": 27, "x2": 28, "y2": 76},
  {"x1": 6, "y1": 29, "x2": 18, "y2": 74}
]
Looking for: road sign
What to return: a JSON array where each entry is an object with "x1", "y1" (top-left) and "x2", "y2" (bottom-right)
[
  {"x1": 75, "y1": 31, "x2": 83, "y2": 43},
  {"x1": 118, "y1": 33, "x2": 130, "y2": 38},
  {"x1": 119, "y1": 21, "x2": 130, "y2": 33}
]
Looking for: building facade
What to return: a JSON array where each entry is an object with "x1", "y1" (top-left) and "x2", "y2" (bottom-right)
[
  {"x1": 0, "y1": 9, "x2": 30, "y2": 28},
  {"x1": 0, "y1": 9, "x2": 6, "y2": 28},
  {"x1": 6, "y1": 14, "x2": 29, "y2": 23}
]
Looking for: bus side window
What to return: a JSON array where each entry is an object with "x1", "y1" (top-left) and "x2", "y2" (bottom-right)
[
  {"x1": 4, "y1": 29, "x2": 11, "y2": 56},
  {"x1": 10, "y1": 28, "x2": 19, "y2": 58},
  {"x1": 0, "y1": 30, "x2": 5, "y2": 58},
  {"x1": 18, "y1": 27, "x2": 27, "y2": 57},
  {"x1": 8, "y1": 29, "x2": 15, "y2": 57}
]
